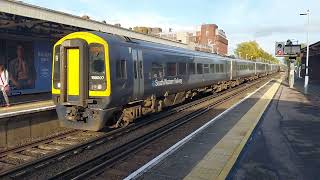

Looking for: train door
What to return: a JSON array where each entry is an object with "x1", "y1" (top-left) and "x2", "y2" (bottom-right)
[
  {"x1": 60, "y1": 40, "x2": 88, "y2": 106},
  {"x1": 132, "y1": 49, "x2": 144, "y2": 100}
]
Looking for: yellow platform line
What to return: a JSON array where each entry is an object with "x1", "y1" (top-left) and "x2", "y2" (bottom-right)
[{"x1": 184, "y1": 78, "x2": 282, "y2": 180}]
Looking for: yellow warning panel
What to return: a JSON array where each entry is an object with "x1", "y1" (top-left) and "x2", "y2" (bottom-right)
[{"x1": 67, "y1": 49, "x2": 80, "y2": 96}]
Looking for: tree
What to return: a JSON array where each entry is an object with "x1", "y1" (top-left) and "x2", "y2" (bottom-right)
[{"x1": 234, "y1": 41, "x2": 279, "y2": 64}]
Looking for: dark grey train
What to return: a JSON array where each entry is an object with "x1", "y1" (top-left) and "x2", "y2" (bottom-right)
[{"x1": 52, "y1": 31, "x2": 279, "y2": 131}]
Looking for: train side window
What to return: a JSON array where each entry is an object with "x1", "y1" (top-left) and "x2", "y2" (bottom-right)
[
  {"x1": 133, "y1": 62, "x2": 137, "y2": 78},
  {"x1": 197, "y1": 63, "x2": 203, "y2": 74},
  {"x1": 188, "y1": 63, "x2": 195, "y2": 74},
  {"x1": 152, "y1": 62, "x2": 164, "y2": 78},
  {"x1": 167, "y1": 62, "x2": 177, "y2": 76},
  {"x1": 132, "y1": 49, "x2": 138, "y2": 79},
  {"x1": 116, "y1": 60, "x2": 127, "y2": 79},
  {"x1": 216, "y1": 64, "x2": 220, "y2": 73},
  {"x1": 178, "y1": 62, "x2": 187, "y2": 75},
  {"x1": 210, "y1": 64, "x2": 215, "y2": 73},
  {"x1": 220, "y1": 64, "x2": 224, "y2": 72},
  {"x1": 204, "y1": 64, "x2": 209, "y2": 74}
]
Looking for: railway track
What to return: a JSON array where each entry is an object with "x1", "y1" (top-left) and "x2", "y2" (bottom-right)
[
  {"x1": 0, "y1": 75, "x2": 275, "y2": 179},
  {"x1": 53, "y1": 76, "x2": 275, "y2": 180}
]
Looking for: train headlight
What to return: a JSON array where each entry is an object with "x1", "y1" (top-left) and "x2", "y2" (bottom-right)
[
  {"x1": 89, "y1": 82, "x2": 106, "y2": 91},
  {"x1": 57, "y1": 82, "x2": 61, "y2": 88}
]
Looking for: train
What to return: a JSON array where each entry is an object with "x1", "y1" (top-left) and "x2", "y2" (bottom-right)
[{"x1": 52, "y1": 31, "x2": 279, "y2": 131}]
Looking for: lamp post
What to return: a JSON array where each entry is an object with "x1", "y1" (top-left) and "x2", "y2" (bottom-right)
[
  {"x1": 300, "y1": 9, "x2": 310, "y2": 93},
  {"x1": 246, "y1": 54, "x2": 248, "y2": 60},
  {"x1": 238, "y1": 52, "x2": 242, "y2": 59}
]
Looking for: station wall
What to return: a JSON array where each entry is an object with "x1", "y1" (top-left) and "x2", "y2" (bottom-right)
[{"x1": 0, "y1": 38, "x2": 53, "y2": 95}]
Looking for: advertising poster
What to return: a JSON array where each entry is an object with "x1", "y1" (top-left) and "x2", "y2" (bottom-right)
[
  {"x1": 6, "y1": 41, "x2": 36, "y2": 91},
  {"x1": 0, "y1": 39, "x2": 53, "y2": 95},
  {"x1": 33, "y1": 40, "x2": 52, "y2": 92}
]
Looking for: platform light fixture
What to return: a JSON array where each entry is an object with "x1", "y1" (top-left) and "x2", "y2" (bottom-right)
[{"x1": 300, "y1": 9, "x2": 310, "y2": 93}]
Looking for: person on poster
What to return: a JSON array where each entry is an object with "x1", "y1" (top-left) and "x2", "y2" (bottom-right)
[
  {"x1": 9, "y1": 45, "x2": 36, "y2": 89},
  {"x1": 0, "y1": 61, "x2": 10, "y2": 107}
]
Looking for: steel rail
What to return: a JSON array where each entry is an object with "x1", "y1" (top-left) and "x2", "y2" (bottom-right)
[
  {"x1": 50, "y1": 76, "x2": 274, "y2": 180},
  {"x1": 0, "y1": 74, "x2": 275, "y2": 179}
]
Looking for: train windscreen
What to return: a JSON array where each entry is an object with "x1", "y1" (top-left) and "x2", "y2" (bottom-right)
[{"x1": 89, "y1": 43, "x2": 106, "y2": 91}]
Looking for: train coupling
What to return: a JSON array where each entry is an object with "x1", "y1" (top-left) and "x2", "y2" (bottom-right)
[{"x1": 65, "y1": 106, "x2": 88, "y2": 122}]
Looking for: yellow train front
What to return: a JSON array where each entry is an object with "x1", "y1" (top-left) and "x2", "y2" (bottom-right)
[{"x1": 52, "y1": 32, "x2": 113, "y2": 131}]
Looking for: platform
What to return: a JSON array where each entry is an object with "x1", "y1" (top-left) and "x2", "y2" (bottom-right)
[
  {"x1": 125, "y1": 77, "x2": 283, "y2": 180},
  {"x1": 0, "y1": 100, "x2": 55, "y2": 119},
  {"x1": 0, "y1": 92, "x2": 51, "y2": 106},
  {"x1": 0, "y1": 99, "x2": 57, "y2": 148},
  {"x1": 229, "y1": 78, "x2": 320, "y2": 180}
]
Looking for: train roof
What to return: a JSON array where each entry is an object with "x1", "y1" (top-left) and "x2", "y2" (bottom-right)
[{"x1": 90, "y1": 31, "x2": 275, "y2": 65}]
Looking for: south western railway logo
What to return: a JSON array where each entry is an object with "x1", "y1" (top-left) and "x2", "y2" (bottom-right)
[{"x1": 152, "y1": 78, "x2": 183, "y2": 87}]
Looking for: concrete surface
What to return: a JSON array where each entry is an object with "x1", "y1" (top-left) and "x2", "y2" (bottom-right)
[
  {"x1": 134, "y1": 78, "x2": 281, "y2": 180},
  {"x1": 0, "y1": 100, "x2": 59, "y2": 147},
  {"x1": 229, "y1": 78, "x2": 320, "y2": 180},
  {"x1": 0, "y1": 110, "x2": 59, "y2": 147},
  {"x1": 0, "y1": 100, "x2": 55, "y2": 118}
]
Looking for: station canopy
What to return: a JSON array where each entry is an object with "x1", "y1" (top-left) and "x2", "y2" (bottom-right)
[
  {"x1": 301, "y1": 41, "x2": 320, "y2": 57},
  {"x1": 0, "y1": 12, "x2": 87, "y2": 40}
]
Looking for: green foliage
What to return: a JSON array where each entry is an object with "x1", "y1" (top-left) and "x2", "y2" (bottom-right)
[{"x1": 234, "y1": 41, "x2": 279, "y2": 64}]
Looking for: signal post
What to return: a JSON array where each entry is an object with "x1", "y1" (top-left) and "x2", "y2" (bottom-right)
[{"x1": 275, "y1": 40, "x2": 301, "y2": 88}]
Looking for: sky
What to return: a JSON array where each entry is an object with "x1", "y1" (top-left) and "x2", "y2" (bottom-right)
[{"x1": 25, "y1": 0, "x2": 320, "y2": 57}]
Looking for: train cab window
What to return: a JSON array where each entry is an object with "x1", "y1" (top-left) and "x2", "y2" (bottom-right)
[
  {"x1": 116, "y1": 60, "x2": 127, "y2": 79},
  {"x1": 197, "y1": 63, "x2": 203, "y2": 74},
  {"x1": 188, "y1": 63, "x2": 196, "y2": 74},
  {"x1": 152, "y1": 62, "x2": 164, "y2": 78},
  {"x1": 203, "y1": 64, "x2": 209, "y2": 74},
  {"x1": 89, "y1": 43, "x2": 106, "y2": 91},
  {"x1": 178, "y1": 62, "x2": 187, "y2": 75},
  {"x1": 210, "y1": 64, "x2": 215, "y2": 73},
  {"x1": 220, "y1": 64, "x2": 224, "y2": 72},
  {"x1": 167, "y1": 62, "x2": 177, "y2": 76},
  {"x1": 89, "y1": 44, "x2": 105, "y2": 74}
]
